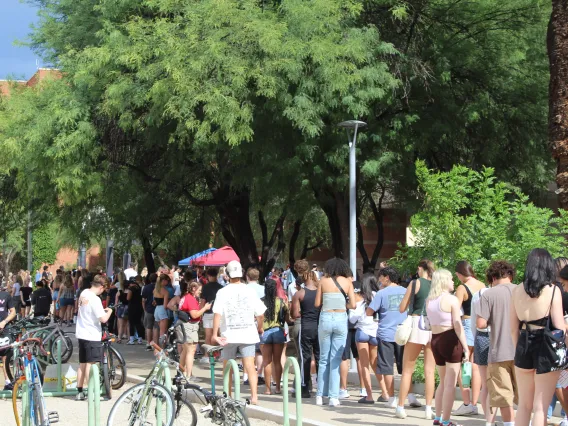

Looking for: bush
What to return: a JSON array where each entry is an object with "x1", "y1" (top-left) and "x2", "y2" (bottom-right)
[{"x1": 412, "y1": 357, "x2": 440, "y2": 387}]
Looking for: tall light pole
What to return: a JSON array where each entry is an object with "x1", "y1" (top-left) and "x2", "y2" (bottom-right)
[{"x1": 338, "y1": 120, "x2": 367, "y2": 277}]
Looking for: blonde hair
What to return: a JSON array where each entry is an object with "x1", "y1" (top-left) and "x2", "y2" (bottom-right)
[{"x1": 427, "y1": 269, "x2": 453, "y2": 302}]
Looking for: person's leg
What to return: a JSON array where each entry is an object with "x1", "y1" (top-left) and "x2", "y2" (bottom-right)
[
  {"x1": 273, "y1": 343, "x2": 285, "y2": 393},
  {"x1": 339, "y1": 359, "x2": 349, "y2": 390},
  {"x1": 261, "y1": 344, "x2": 273, "y2": 395},
  {"x1": 435, "y1": 365, "x2": 446, "y2": 420},
  {"x1": 300, "y1": 326, "x2": 312, "y2": 390},
  {"x1": 204, "y1": 328, "x2": 213, "y2": 345},
  {"x1": 514, "y1": 367, "x2": 535, "y2": 426},
  {"x1": 555, "y1": 386, "x2": 568, "y2": 417},
  {"x1": 370, "y1": 344, "x2": 388, "y2": 398},
  {"x1": 442, "y1": 362, "x2": 460, "y2": 422},
  {"x1": 397, "y1": 342, "x2": 423, "y2": 408},
  {"x1": 184, "y1": 343, "x2": 197, "y2": 378},
  {"x1": 423, "y1": 343, "x2": 436, "y2": 407},
  {"x1": 77, "y1": 362, "x2": 87, "y2": 388},
  {"x1": 478, "y1": 365, "x2": 496, "y2": 424},
  {"x1": 471, "y1": 355, "x2": 480, "y2": 407},
  {"x1": 128, "y1": 315, "x2": 136, "y2": 343},
  {"x1": 357, "y1": 342, "x2": 374, "y2": 401},
  {"x1": 159, "y1": 318, "x2": 167, "y2": 344},
  {"x1": 242, "y1": 355, "x2": 258, "y2": 404},
  {"x1": 281, "y1": 342, "x2": 287, "y2": 372},
  {"x1": 533, "y1": 371, "x2": 561, "y2": 426},
  {"x1": 317, "y1": 316, "x2": 332, "y2": 398}
]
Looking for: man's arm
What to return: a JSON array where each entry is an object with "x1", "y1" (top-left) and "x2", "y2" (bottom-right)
[
  {"x1": 99, "y1": 307, "x2": 113, "y2": 324},
  {"x1": 0, "y1": 307, "x2": 16, "y2": 330}
]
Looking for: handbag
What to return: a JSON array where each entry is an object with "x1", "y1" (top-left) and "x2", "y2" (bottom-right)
[
  {"x1": 542, "y1": 286, "x2": 568, "y2": 371},
  {"x1": 395, "y1": 278, "x2": 416, "y2": 346},
  {"x1": 418, "y1": 304, "x2": 431, "y2": 331}
]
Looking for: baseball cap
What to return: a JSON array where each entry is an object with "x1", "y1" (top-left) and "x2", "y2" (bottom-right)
[{"x1": 226, "y1": 260, "x2": 243, "y2": 279}]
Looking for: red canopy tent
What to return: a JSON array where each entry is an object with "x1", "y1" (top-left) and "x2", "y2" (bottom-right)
[{"x1": 190, "y1": 246, "x2": 239, "y2": 266}]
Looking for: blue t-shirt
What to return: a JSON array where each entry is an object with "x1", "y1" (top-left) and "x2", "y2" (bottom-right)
[
  {"x1": 141, "y1": 283, "x2": 155, "y2": 314},
  {"x1": 368, "y1": 285, "x2": 408, "y2": 342}
]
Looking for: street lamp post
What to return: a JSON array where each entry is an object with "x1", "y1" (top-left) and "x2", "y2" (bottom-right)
[{"x1": 338, "y1": 120, "x2": 367, "y2": 277}]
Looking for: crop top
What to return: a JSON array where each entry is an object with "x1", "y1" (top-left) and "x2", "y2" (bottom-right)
[{"x1": 426, "y1": 295, "x2": 453, "y2": 327}]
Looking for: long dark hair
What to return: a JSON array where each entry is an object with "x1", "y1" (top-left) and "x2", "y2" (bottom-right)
[
  {"x1": 263, "y1": 279, "x2": 278, "y2": 321},
  {"x1": 359, "y1": 276, "x2": 375, "y2": 306},
  {"x1": 362, "y1": 273, "x2": 379, "y2": 294},
  {"x1": 455, "y1": 260, "x2": 475, "y2": 278},
  {"x1": 324, "y1": 258, "x2": 353, "y2": 278},
  {"x1": 524, "y1": 248, "x2": 555, "y2": 298}
]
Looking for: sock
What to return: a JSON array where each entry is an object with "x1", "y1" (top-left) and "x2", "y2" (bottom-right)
[
  {"x1": 311, "y1": 373, "x2": 317, "y2": 383},
  {"x1": 486, "y1": 423, "x2": 493, "y2": 426},
  {"x1": 243, "y1": 373, "x2": 248, "y2": 381},
  {"x1": 425, "y1": 405, "x2": 431, "y2": 410},
  {"x1": 434, "y1": 417, "x2": 441, "y2": 421},
  {"x1": 503, "y1": 423, "x2": 515, "y2": 426},
  {"x1": 77, "y1": 387, "x2": 83, "y2": 393}
]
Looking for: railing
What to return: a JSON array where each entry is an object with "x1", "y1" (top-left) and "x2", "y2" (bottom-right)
[
  {"x1": 87, "y1": 364, "x2": 101, "y2": 426},
  {"x1": 282, "y1": 357, "x2": 302, "y2": 426},
  {"x1": 222, "y1": 359, "x2": 241, "y2": 400}
]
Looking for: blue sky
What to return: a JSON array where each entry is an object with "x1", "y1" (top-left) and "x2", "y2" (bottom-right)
[{"x1": 0, "y1": 0, "x2": 42, "y2": 80}]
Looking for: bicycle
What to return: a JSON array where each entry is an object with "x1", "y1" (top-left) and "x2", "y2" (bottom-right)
[
  {"x1": 7, "y1": 337, "x2": 59, "y2": 426},
  {"x1": 100, "y1": 326, "x2": 127, "y2": 399},
  {"x1": 106, "y1": 341, "x2": 178, "y2": 426}
]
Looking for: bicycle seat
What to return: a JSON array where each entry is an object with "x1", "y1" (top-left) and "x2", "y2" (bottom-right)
[{"x1": 201, "y1": 344, "x2": 224, "y2": 355}]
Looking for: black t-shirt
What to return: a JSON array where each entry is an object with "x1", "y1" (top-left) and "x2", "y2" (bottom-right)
[
  {"x1": 201, "y1": 282, "x2": 224, "y2": 314},
  {"x1": 141, "y1": 283, "x2": 155, "y2": 313},
  {"x1": 128, "y1": 285, "x2": 142, "y2": 312},
  {"x1": 31, "y1": 287, "x2": 52, "y2": 316},
  {"x1": 107, "y1": 287, "x2": 118, "y2": 307},
  {"x1": 0, "y1": 290, "x2": 14, "y2": 321},
  {"x1": 21, "y1": 287, "x2": 33, "y2": 303}
]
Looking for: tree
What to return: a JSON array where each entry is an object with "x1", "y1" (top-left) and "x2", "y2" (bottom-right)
[
  {"x1": 393, "y1": 161, "x2": 568, "y2": 280},
  {"x1": 548, "y1": 0, "x2": 568, "y2": 207}
]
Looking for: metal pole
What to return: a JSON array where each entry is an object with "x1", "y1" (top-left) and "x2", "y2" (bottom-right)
[
  {"x1": 282, "y1": 357, "x2": 302, "y2": 426},
  {"x1": 106, "y1": 239, "x2": 114, "y2": 277},
  {"x1": 27, "y1": 210, "x2": 32, "y2": 271},
  {"x1": 222, "y1": 359, "x2": 240, "y2": 400},
  {"x1": 349, "y1": 123, "x2": 359, "y2": 278},
  {"x1": 79, "y1": 243, "x2": 87, "y2": 269}
]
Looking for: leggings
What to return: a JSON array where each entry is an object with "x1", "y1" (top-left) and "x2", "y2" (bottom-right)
[{"x1": 128, "y1": 310, "x2": 145, "y2": 339}]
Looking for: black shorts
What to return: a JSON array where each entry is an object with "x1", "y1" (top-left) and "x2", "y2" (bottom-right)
[
  {"x1": 431, "y1": 329, "x2": 464, "y2": 366},
  {"x1": 22, "y1": 301, "x2": 31, "y2": 307},
  {"x1": 78, "y1": 339, "x2": 103, "y2": 363},
  {"x1": 342, "y1": 328, "x2": 359, "y2": 361},
  {"x1": 515, "y1": 329, "x2": 564, "y2": 374},
  {"x1": 377, "y1": 339, "x2": 404, "y2": 375}
]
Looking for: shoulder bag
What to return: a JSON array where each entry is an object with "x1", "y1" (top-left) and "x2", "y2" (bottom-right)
[
  {"x1": 541, "y1": 286, "x2": 568, "y2": 371},
  {"x1": 395, "y1": 279, "x2": 416, "y2": 346}
]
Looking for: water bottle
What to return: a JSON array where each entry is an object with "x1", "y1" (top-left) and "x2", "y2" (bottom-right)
[{"x1": 461, "y1": 361, "x2": 472, "y2": 388}]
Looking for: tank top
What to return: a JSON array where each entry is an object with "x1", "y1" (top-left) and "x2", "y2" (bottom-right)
[
  {"x1": 411, "y1": 278, "x2": 431, "y2": 315},
  {"x1": 154, "y1": 297, "x2": 164, "y2": 306},
  {"x1": 322, "y1": 293, "x2": 346, "y2": 311},
  {"x1": 426, "y1": 294, "x2": 453, "y2": 327},
  {"x1": 460, "y1": 284, "x2": 474, "y2": 316},
  {"x1": 300, "y1": 288, "x2": 320, "y2": 325},
  {"x1": 118, "y1": 290, "x2": 128, "y2": 305}
]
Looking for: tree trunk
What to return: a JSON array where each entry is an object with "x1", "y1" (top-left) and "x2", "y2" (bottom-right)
[
  {"x1": 314, "y1": 187, "x2": 349, "y2": 260},
  {"x1": 549, "y1": 0, "x2": 568, "y2": 208},
  {"x1": 140, "y1": 235, "x2": 156, "y2": 274}
]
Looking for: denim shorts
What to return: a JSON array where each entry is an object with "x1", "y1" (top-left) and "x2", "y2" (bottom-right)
[
  {"x1": 221, "y1": 343, "x2": 256, "y2": 361},
  {"x1": 154, "y1": 305, "x2": 169, "y2": 321},
  {"x1": 260, "y1": 327, "x2": 286, "y2": 345},
  {"x1": 355, "y1": 329, "x2": 378, "y2": 346},
  {"x1": 462, "y1": 317, "x2": 474, "y2": 347},
  {"x1": 52, "y1": 290, "x2": 59, "y2": 301},
  {"x1": 60, "y1": 298, "x2": 74, "y2": 307}
]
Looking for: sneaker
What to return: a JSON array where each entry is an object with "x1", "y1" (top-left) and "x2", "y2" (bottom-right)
[
  {"x1": 127, "y1": 340, "x2": 135, "y2": 345},
  {"x1": 338, "y1": 388, "x2": 350, "y2": 399},
  {"x1": 471, "y1": 405, "x2": 478, "y2": 415},
  {"x1": 408, "y1": 393, "x2": 423, "y2": 408},
  {"x1": 200, "y1": 357, "x2": 210, "y2": 365},
  {"x1": 75, "y1": 391, "x2": 86, "y2": 401},
  {"x1": 395, "y1": 406, "x2": 407, "y2": 419},
  {"x1": 425, "y1": 406, "x2": 433, "y2": 420},
  {"x1": 453, "y1": 403, "x2": 475, "y2": 416},
  {"x1": 137, "y1": 338, "x2": 144, "y2": 345},
  {"x1": 243, "y1": 379, "x2": 250, "y2": 386},
  {"x1": 387, "y1": 396, "x2": 398, "y2": 409},
  {"x1": 3, "y1": 383, "x2": 13, "y2": 391},
  {"x1": 360, "y1": 388, "x2": 367, "y2": 397},
  {"x1": 329, "y1": 398, "x2": 340, "y2": 407},
  {"x1": 433, "y1": 420, "x2": 440, "y2": 426},
  {"x1": 145, "y1": 345, "x2": 151, "y2": 350},
  {"x1": 316, "y1": 396, "x2": 323, "y2": 406},
  {"x1": 559, "y1": 420, "x2": 568, "y2": 426},
  {"x1": 358, "y1": 396, "x2": 374, "y2": 404},
  {"x1": 258, "y1": 376, "x2": 266, "y2": 385},
  {"x1": 377, "y1": 394, "x2": 389, "y2": 403}
]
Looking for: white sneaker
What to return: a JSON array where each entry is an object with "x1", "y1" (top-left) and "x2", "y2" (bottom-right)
[
  {"x1": 471, "y1": 405, "x2": 479, "y2": 415},
  {"x1": 329, "y1": 398, "x2": 341, "y2": 407},
  {"x1": 338, "y1": 388, "x2": 350, "y2": 399},
  {"x1": 395, "y1": 406, "x2": 407, "y2": 419},
  {"x1": 408, "y1": 393, "x2": 423, "y2": 408},
  {"x1": 425, "y1": 406, "x2": 433, "y2": 420},
  {"x1": 360, "y1": 388, "x2": 367, "y2": 397},
  {"x1": 316, "y1": 396, "x2": 323, "y2": 406},
  {"x1": 453, "y1": 403, "x2": 475, "y2": 416},
  {"x1": 559, "y1": 419, "x2": 568, "y2": 426},
  {"x1": 387, "y1": 396, "x2": 398, "y2": 409}
]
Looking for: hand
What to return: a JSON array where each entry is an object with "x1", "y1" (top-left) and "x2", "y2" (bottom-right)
[
  {"x1": 463, "y1": 348, "x2": 470, "y2": 362},
  {"x1": 213, "y1": 336, "x2": 227, "y2": 346},
  {"x1": 0, "y1": 320, "x2": 5, "y2": 331},
  {"x1": 257, "y1": 327, "x2": 264, "y2": 336},
  {"x1": 204, "y1": 303, "x2": 212, "y2": 311}
]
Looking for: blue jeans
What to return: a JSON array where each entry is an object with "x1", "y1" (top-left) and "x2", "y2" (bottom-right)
[{"x1": 317, "y1": 311, "x2": 347, "y2": 399}]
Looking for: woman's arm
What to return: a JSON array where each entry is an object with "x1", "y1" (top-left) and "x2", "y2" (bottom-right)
[
  {"x1": 450, "y1": 296, "x2": 469, "y2": 357},
  {"x1": 314, "y1": 280, "x2": 323, "y2": 308},
  {"x1": 291, "y1": 291, "x2": 302, "y2": 319},
  {"x1": 115, "y1": 292, "x2": 120, "y2": 307},
  {"x1": 550, "y1": 287, "x2": 566, "y2": 332},
  {"x1": 190, "y1": 302, "x2": 212, "y2": 319},
  {"x1": 127, "y1": 289, "x2": 133, "y2": 301},
  {"x1": 167, "y1": 296, "x2": 180, "y2": 311},
  {"x1": 346, "y1": 281, "x2": 356, "y2": 310},
  {"x1": 510, "y1": 294, "x2": 520, "y2": 347}
]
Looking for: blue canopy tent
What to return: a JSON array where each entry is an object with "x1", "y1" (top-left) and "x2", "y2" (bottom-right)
[{"x1": 178, "y1": 248, "x2": 217, "y2": 266}]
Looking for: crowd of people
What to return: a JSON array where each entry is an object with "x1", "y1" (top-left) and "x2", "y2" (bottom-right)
[{"x1": 2, "y1": 249, "x2": 568, "y2": 425}]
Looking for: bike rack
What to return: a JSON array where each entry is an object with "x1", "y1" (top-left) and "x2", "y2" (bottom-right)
[
  {"x1": 88, "y1": 364, "x2": 101, "y2": 426},
  {"x1": 282, "y1": 357, "x2": 303, "y2": 426},
  {"x1": 222, "y1": 359, "x2": 241, "y2": 401}
]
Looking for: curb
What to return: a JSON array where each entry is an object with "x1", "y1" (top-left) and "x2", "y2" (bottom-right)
[{"x1": 126, "y1": 374, "x2": 333, "y2": 426}]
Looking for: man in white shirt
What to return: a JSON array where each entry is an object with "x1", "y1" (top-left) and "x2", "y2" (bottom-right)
[
  {"x1": 124, "y1": 263, "x2": 138, "y2": 281},
  {"x1": 213, "y1": 260, "x2": 266, "y2": 405},
  {"x1": 75, "y1": 275, "x2": 113, "y2": 401},
  {"x1": 246, "y1": 268, "x2": 265, "y2": 299}
]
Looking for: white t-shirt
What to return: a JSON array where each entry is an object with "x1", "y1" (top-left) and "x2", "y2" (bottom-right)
[
  {"x1": 173, "y1": 283, "x2": 181, "y2": 297},
  {"x1": 124, "y1": 268, "x2": 137, "y2": 280},
  {"x1": 247, "y1": 281, "x2": 265, "y2": 299},
  {"x1": 212, "y1": 283, "x2": 266, "y2": 344},
  {"x1": 349, "y1": 299, "x2": 378, "y2": 338},
  {"x1": 76, "y1": 289, "x2": 106, "y2": 341},
  {"x1": 174, "y1": 271, "x2": 180, "y2": 284},
  {"x1": 13, "y1": 282, "x2": 21, "y2": 297}
]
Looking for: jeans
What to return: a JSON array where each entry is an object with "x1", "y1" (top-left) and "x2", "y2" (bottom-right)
[{"x1": 317, "y1": 311, "x2": 347, "y2": 399}]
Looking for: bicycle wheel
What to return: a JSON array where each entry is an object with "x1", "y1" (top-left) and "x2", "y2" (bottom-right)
[
  {"x1": 173, "y1": 398, "x2": 197, "y2": 426},
  {"x1": 102, "y1": 362, "x2": 112, "y2": 399},
  {"x1": 223, "y1": 404, "x2": 250, "y2": 426},
  {"x1": 107, "y1": 382, "x2": 174, "y2": 426},
  {"x1": 12, "y1": 377, "x2": 25, "y2": 426},
  {"x1": 49, "y1": 334, "x2": 73, "y2": 364},
  {"x1": 109, "y1": 346, "x2": 127, "y2": 390}
]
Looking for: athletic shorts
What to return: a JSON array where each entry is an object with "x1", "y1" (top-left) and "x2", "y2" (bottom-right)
[
  {"x1": 221, "y1": 343, "x2": 256, "y2": 361},
  {"x1": 175, "y1": 321, "x2": 200, "y2": 344},
  {"x1": 342, "y1": 328, "x2": 359, "y2": 361},
  {"x1": 431, "y1": 328, "x2": 464, "y2": 366},
  {"x1": 377, "y1": 339, "x2": 404, "y2": 375},
  {"x1": 487, "y1": 360, "x2": 518, "y2": 408},
  {"x1": 144, "y1": 311, "x2": 156, "y2": 329},
  {"x1": 78, "y1": 339, "x2": 103, "y2": 363},
  {"x1": 474, "y1": 331, "x2": 490, "y2": 366},
  {"x1": 202, "y1": 313, "x2": 214, "y2": 329},
  {"x1": 260, "y1": 327, "x2": 286, "y2": 345},
  {"x1": 355, "y1": 329, "x2": 378, "y2": 346}
]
